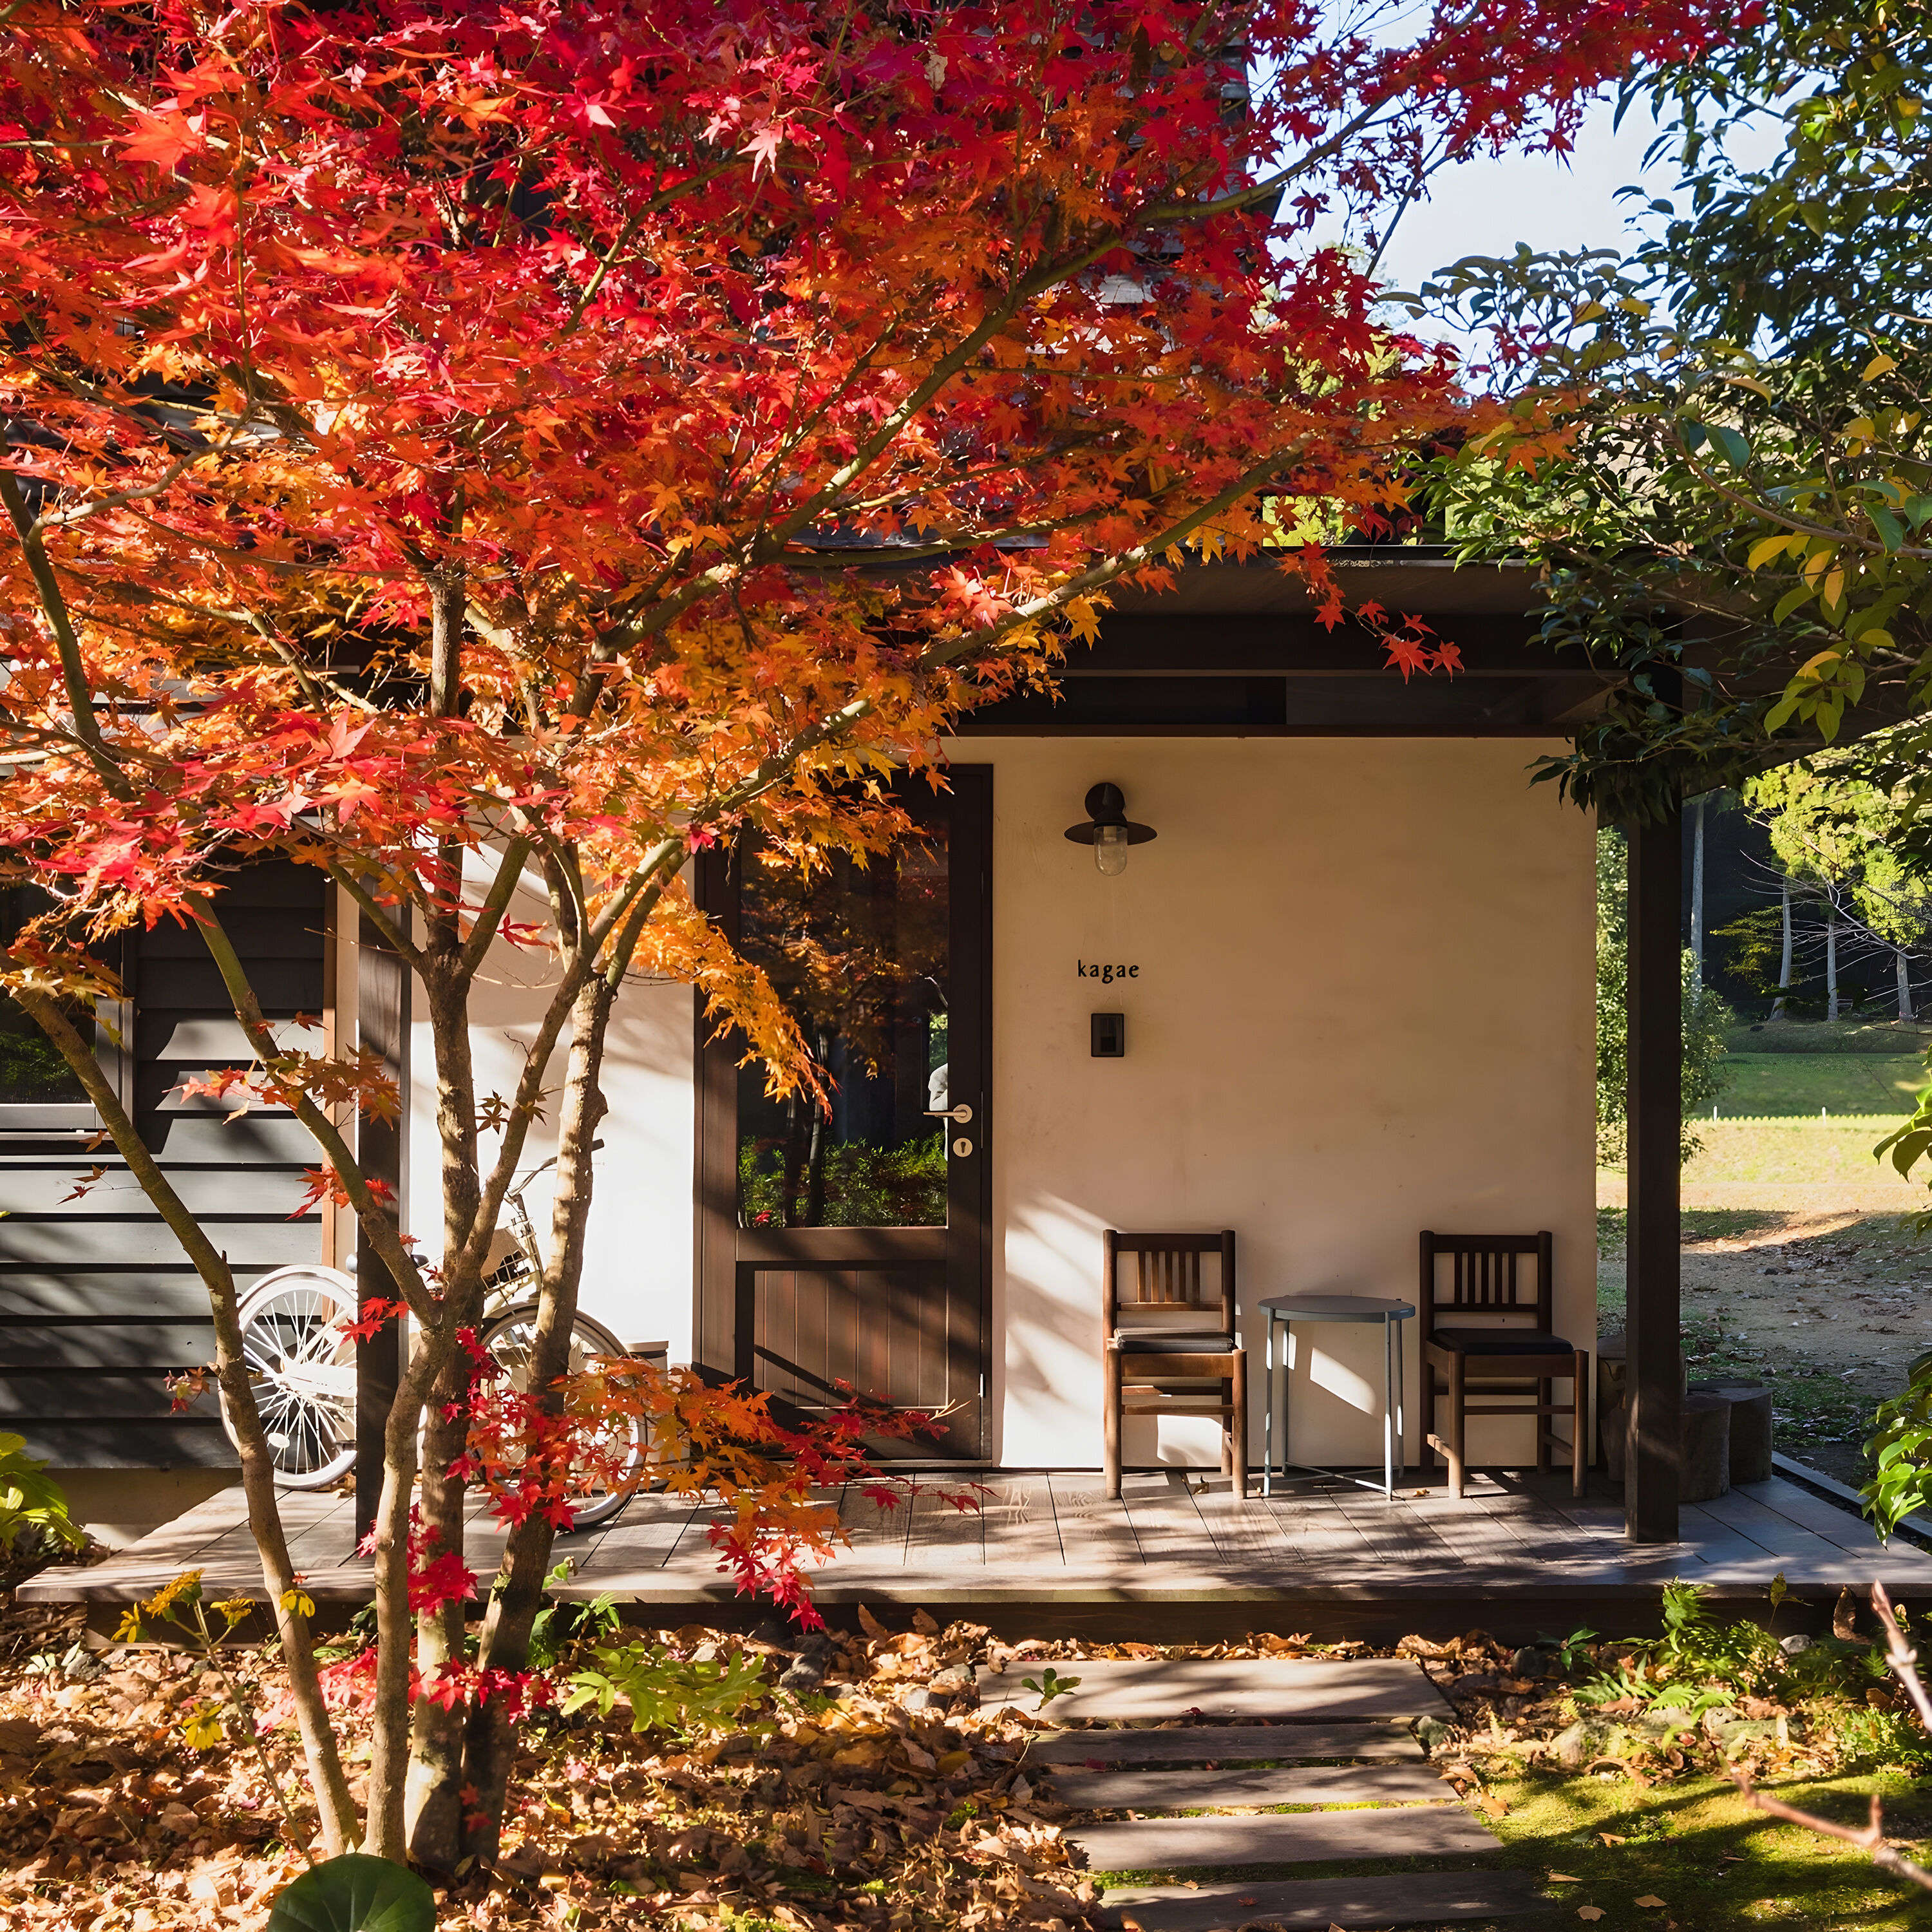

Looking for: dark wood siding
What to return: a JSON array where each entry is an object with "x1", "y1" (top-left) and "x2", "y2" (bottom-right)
[{"x1": 0, "y1": 861, "x2": 327, "y2": 1466}]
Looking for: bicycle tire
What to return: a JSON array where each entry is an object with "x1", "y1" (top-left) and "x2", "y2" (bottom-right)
[
  {"x1": 227, "y1": 1265, "x2": 361, "y2": 1490},
  {"x1": 477, "y1": 1305, "x2": 645, "y2": 1531}
]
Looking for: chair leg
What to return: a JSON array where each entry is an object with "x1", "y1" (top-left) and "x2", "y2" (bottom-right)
[
  {"x1": 1103, "y1": 1352, "x2": 1122, "y2": 1499},
  {"x1": 1231, "y1": 1365, "x2": 1248, "y2": 1503},
  {"x1": 1537, "y1": 1376, "x2": 1553, "y2": 1475},
  {"x1": 1220, "y1": 1377, "x2": 1234, "y2": 1477},
  {"x1": 1572, "y1": 1351, "x2": 1589, "y2": 1499},
  {"x1": 1420, "y1": 1374, "x2": 1436, "y2": 1473},
  {"x1": 1447, "y1": 1352, "x2": 1466, "y2": 1499}
]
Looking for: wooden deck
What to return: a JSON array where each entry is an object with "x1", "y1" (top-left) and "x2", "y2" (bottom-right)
[{"x1": 23, "y1": 1468, "x2": 1932, "y2": 1640}]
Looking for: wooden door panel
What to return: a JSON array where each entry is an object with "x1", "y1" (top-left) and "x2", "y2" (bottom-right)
[
  {"x1": 697, "y1": 769, "x2": 990, "y2": 1461},
  {"x1": 743, "y1": 1262, "x2": 974, "y2": 1455}
]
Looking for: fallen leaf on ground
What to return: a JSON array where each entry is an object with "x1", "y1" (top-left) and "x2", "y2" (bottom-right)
[
  {"x1": 1578, "y1": 1911, "x2": 1605, "y2": 1923},
  {"x1": 1635, "y1": 1897, "x2": 1667, "y2": 1909},
  {"x1": 1547, "y1": 1871, "x2": 1581, "y2": 1882}
]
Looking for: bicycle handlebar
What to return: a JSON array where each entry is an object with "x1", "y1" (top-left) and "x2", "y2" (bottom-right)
[{"x1": 506, "y1": 1136, "x2": 605, "y2": 1200}]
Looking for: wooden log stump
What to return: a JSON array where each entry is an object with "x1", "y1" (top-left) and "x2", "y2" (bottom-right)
[
  {"x1": 1679, "y1": 1390, "x2": 1732, "y2": 1502},
  {"x1": 1690, "y1": 1378, "x2": 1774, "y2": 1485}
]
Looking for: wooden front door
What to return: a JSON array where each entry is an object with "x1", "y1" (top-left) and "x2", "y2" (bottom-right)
[{"x1": 696, "y1": 768, "x2": 991, "y2": 1459}]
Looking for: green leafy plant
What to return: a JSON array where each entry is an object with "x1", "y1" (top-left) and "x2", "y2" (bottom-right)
[
  {"x1": 1595, "y1": 831, "x2": 1733, "y2": 1164},
  {"x1": 1537, "y1": 1625, "x2": 1600, "y2": 1674},
  {"x1": 0, "y1": 1430, "x2": 85, "y2": 1557},
  {"x1": 1579, "y1": 1581, "x2": 1780, "y2": 1711},
  {"x1": 1021, "y1": 1665, "x2": 1082, "y2": 1710},
  {"x1": 265, "y1": 1853, "x2": 435, "y2": 1932},
  {"x1": 524, "y1": 1560, "x2": 621, "y2": 1671},
  {"x1": 562, "y1": 1640, "x2": 769, "y2": 1736},
  {"x1": 1861, "y1": 1349, "x2": 1932, "y2": 1537}
]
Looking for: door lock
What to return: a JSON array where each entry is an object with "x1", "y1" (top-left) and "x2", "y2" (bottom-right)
[
  {"x1": 951, "y1": 1136, "x2": 974, "y2": 1157},
  {"x1": 925, "y1": 1103, "x2": 972, "y2": 1124}
]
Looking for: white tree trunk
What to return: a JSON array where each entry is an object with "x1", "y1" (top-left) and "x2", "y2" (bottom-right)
[
  {"x1": 1772, "y1": 875, "x2": 1794, "y2": 1021},
  {"x1": 1827, "y1": 911, "x2": 1840, "y2": 1021},
  {"x1": 1690, "y1": 795, "x2": 1707, "y2": 990},
  {"x1": 1899, "y1": 949, "x2": 1917, "y2": 1023}
]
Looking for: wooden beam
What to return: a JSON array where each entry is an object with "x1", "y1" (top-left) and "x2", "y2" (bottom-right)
[
  {"x1": 354, "y1": 911, "x2": 408, "y2": 1545},
  {"x1": 1625, "y1": 810, "x2": 1682, "y2": 1544}
]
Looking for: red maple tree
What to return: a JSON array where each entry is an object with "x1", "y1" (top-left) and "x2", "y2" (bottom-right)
[{"x1": 3, "y1": 0, "x2": 1743, "y2": 1871}]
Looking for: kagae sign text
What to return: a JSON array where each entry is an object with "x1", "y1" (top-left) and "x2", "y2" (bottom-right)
[{"x1": 1077, "y1": 961, "x2": 1139, "y2": 983}]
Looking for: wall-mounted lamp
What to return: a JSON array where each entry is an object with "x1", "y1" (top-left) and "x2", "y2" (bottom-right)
[{"x1": 1063, "y1": 782, "x2": 1157, "y2": 876}]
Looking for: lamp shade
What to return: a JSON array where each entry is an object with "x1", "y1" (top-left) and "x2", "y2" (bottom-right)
[{"x1": 1063, "y1": 782, "x2": 1157, "y2": 848}]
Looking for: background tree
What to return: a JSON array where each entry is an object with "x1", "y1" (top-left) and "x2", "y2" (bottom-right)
[
  {"x1": 2, "y1": 0, "x2": 1744, "y2": 1880},
  {"x1": 1412, "y1": 0, "x2": 1932, "y2": 822},
  {"x1": 1743, "y1": 752, "x2": 1932, "y2": 1021}
]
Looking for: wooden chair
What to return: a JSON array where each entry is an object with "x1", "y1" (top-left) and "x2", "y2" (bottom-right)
[
  {"x1": 1419, "y1": 1231, "x2": 1587, "y2": 1499},
  {"x1": 1103, "y1": 1229, "x2": 1246, "y2": 1503}
]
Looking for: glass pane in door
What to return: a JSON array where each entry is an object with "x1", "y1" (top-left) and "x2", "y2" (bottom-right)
[{"x1": 734, "y1": 816, "x2": 949, "y2": 1229}]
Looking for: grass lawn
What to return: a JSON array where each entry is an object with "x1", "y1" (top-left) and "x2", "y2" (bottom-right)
[
  {"x1": 1715, "y1": 1054, "x2": 1928, "y2": 1118},
  {"x1": 1684, "y1": 1115, "x2": 1919, "y2": 1186},
  {"x1": 1727, "y1": 1019, "x2": 1932, "y2": 1057},
  {"x1": 1473, "y1": 1765, "x2": 1932, "y2": 1931}
]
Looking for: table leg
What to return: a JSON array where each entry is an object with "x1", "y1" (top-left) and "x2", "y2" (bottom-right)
[
  {"x1": 1381, "y1": 1315, "x2": 1394, "y2": 1500},
  {"x1": 1264, "y1": 1316, "x2": 1274, "y2": 1498},
  {"x1": 1394, "y1": 1316, "x2": 1406, "y2": 1485},
  {"x1": 1278, "y1": 1318, "x2": 1292, "y2": 1495}
]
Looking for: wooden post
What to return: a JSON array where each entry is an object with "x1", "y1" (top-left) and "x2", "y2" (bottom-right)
[
  {"x1": 354, "y1": 911, "x2": 408, "y2": 1546},
  {"x1": 1625, "y1": 807, "x2": 1681, "y2": 1544}
]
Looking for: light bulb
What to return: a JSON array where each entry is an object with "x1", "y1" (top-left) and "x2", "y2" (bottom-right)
[{"x1": 1094, "y1": 824, "x2": 1129, "y2": 875}]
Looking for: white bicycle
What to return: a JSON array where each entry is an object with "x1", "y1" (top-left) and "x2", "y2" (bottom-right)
[{"x1": 225, "y1": 1149, "x2": 643, "y2": 1528}]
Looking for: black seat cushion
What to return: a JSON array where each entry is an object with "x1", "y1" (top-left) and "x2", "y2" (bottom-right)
[
  {"x1": 1114, "y1": 1332, "x2": 1237, "y2": 1354},
  {"x1": 1429, "y1": 1329, "x2": 1577, "y2": 1358}
]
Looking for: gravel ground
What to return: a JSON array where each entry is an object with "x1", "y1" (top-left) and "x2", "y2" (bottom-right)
[{"x1": 1600, "y1": 1208, "x2": 1932, "y2": 1490}]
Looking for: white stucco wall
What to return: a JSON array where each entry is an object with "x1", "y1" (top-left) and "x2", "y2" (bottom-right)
[
  {"x1": 969, "y1": 736, "x2": 1597, "y2": 1472},
  {"x1": 408, "y1": 737, "x2": 1596, "y2": 1472},
  {"x1": 403, "y1": 864, "x2": 696, "y2": 1359}
]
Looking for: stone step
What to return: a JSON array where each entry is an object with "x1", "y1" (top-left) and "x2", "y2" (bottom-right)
[
  {"x1": 1044, "y1": 1761, "x2": 1450, "y2": 1811},
  {"x1": 1099, "y1": 1868, "x2": 1548, "y2": 1931},
  {"x1": 1030, "y1": 1721, "x2": 1423, "y2": 1765},
  {"x1": 1068, "y1": 1803, "x2": 1498, "y2": 1872},
  {"x1": 979, "y1": 1657, "x2": 1448, "y2": 1723}
]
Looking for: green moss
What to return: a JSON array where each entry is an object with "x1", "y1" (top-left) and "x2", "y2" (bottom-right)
[{"x1": 1471, "y1": 1765, "x2": 1932, "y2": 1931}]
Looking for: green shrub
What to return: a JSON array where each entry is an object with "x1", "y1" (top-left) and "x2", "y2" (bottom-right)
[
  {"x1": 1596, "y1": 829, "x2": 1733, "y2": 1165},
  {"x1": 0, "y1": 1432, "x2": 84, "y2": 1559},
  {"x1": 562, "y1": 1640, "x2": 769, "y2": 1737}
]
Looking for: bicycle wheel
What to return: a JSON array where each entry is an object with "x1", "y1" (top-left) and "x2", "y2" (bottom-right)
[
  {"x1": 229, "y1": 1265, "x2": 360, "y2": 1490},
  {"x1": 477, "y1": 1306, "x2": 644, "y2": 1530}
]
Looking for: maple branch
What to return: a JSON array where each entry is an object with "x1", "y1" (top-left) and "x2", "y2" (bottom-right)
[
  {"x1": 1871, "y1": 1582, "x2": 1932, "y2": 1736},
  {"x1": 8, "y1": 985, "x2": 359, "y2": 1853},
  {"x1": 323, "y1": 863, "x2": 424, "y2": 973},
  {"x1": 447, "y1": 952, "x2": 597, "y2": 1291},
  {"x1": 0, "y1": 465, "x2": 132, "y2": 800},
  {"x1": 194, "y1": 905, "x2": 433, "y2": 1323},
  {"x1": 33, "y1": 449, "x2": 205, "y2": 531},
  {"x1": 1729, "y1": 1771, "x2": 1932, "y2": 1891},
  {"x1": 918, "y1": 440, "x2": 1320, "y2": 672},
  {"x1": 455, "y1": 837, "x2": 535, "y2": 984}
]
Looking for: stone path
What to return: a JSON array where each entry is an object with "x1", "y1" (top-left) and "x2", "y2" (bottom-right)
[{"x1": 978, "y1": 1658, "x2": 1546, "y2": 1931}]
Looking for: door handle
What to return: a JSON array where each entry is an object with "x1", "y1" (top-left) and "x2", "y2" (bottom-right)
[{"x1": 925, "y1": 1103, "x2": 973, "y2": 1124}]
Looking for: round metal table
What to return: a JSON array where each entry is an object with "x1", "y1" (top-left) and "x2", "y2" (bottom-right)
[{"x1": 1259, "y1": 1293, "x2": 1415, "y2": 1501}]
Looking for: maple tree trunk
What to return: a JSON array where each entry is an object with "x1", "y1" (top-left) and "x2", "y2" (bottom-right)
[
  {"x1": 404, "y1": 964, "x2": 487, "y2": 1868},
  {"x1": 459, "y1": 970, "x2": 614, "y2": 1862},
  {"x1": 13, "y1": 991, "x2": 359, "y2": 1854},
  {"x1": 365, "y1": 1338, "x2": 431, "y2": 1863}
]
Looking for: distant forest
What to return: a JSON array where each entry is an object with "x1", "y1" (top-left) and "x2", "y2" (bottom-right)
[{"x1": 1681, "y1": 796, "x2": 1926, "y2": 1024}]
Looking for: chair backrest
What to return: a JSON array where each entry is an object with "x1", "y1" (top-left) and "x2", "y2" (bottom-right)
[
  {"x1": 1418, "y1": 1231, "x2": 1553, "y2": 1342},
  {"x1": 1104, "y1": 1229, "x2": 1236, "y2": 1335}
]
